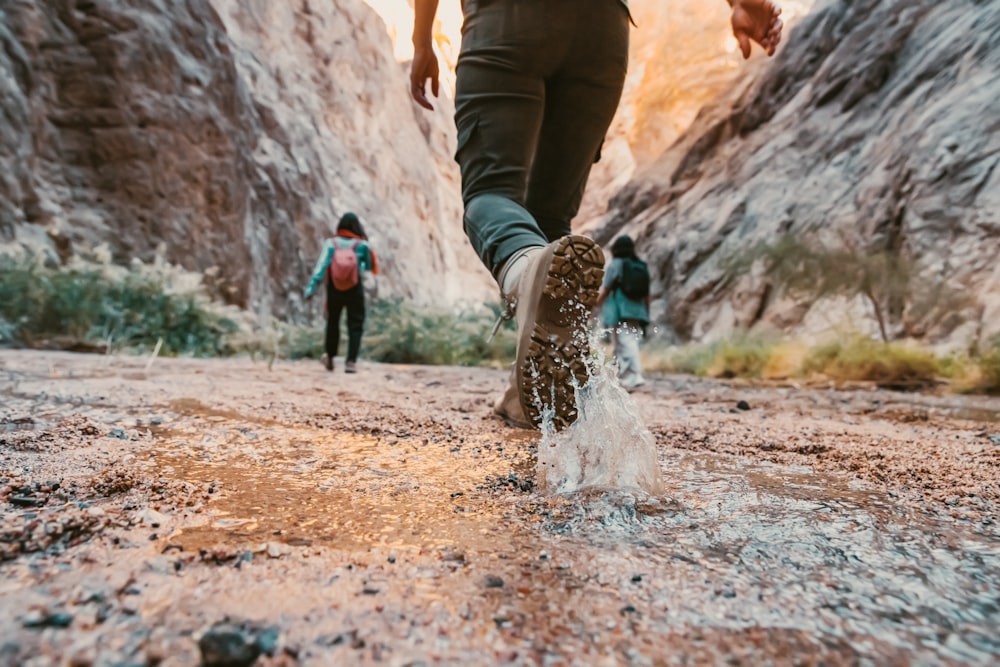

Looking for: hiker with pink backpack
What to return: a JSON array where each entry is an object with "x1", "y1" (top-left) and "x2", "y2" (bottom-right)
[{"x1": 304, "y1": 212, "x2": 379, "y2": 373}]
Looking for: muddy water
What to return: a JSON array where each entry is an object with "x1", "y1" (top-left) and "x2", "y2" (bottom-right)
[{"x1": 147, "y1": 412, "x2": 1000, "y2": 665}]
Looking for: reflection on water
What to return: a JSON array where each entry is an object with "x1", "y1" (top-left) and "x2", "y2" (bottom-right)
[{"x1": 149, "y1": 414, "x2": 1000, "y2": 665}]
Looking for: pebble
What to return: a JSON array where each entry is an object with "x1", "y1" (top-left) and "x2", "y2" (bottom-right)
[
  {"x1": 198, "y1": 624, "x2": 261, "y2": 667},
  {"x1": 484, "y1": 575, "x2": 504, "y2": 588},
  {"x1": 737, "y1": 400, "x2": 752, "y2": 411}
]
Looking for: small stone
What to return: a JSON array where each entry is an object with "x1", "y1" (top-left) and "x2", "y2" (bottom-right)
[
  {"x1": 23, "y1": 611, "x2": 73, "y2": 629},
  {"x1": 109, "y1": 428, "x2": 128, "y2": 440},
  {"x1": 736, "y1": 400, "x2": 751, "y2": 411},
  {"x1": 484, "y1": 575, "x2": 504, "y2": 589},
  {"x1": 199, "y1": 623, "x2": 261, "y2": 667},
  {"x1": 266, "y1": 542, "x2": 290, "y2": 559},
  {"x1": 988, "y1": 434, "x2": 1000, "y2": 446},
  {"x1": 631, "y1": 574, "x2": 642, "y2": 583},
  {"x1": 620, "y1": 605, "x2": 637, "y2": 614}
]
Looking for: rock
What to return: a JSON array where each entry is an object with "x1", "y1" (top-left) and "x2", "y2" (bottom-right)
[
  {"x1": 0, "y1": 0, "x2": 492, "y2": 316},
  {"x1": 22, "y1": 610, "x2": 73, "y2": 629},
  {"x1": 265, "y1": 541, "x2": 290, "y2": 559},
  {"x1": 988, "y1": 434, "x2": 1000, "y2": 446},
  {"x1": 484, "y1": 575, "x2": 504, "y2": 589},
  {"x1": 599, "y1": 0, "x2": 1000, "y2": 346},
  {"x1": 198, "y1": 623, "x2": 261, "y2": 667},
  {"x1": 736, "y1": 400, "x2": 751, "y2": 411},
  {"x1": 109, "y1": 428, "x2": 127, "y2": 440}
]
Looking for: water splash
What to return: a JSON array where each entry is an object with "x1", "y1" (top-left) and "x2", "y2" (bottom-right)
[{"x1": 535, "y1": 328, "x2": 664, "y2": 497}]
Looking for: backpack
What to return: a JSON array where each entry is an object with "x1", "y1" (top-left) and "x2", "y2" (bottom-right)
[
  {"x1": 618, "y1": 257, "x2": 650, "y2": 301},
  {"x1": 328, "y1": 238, "x2": 361, "y2": 290}
]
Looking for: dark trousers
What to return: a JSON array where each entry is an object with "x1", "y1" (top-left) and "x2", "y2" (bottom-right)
[
  {"x1": 455, "y1": 0, "x2": 630, "y2": 278},
  {"x1": 326, "y1": 282, "x2": 365, "y2": 362}
]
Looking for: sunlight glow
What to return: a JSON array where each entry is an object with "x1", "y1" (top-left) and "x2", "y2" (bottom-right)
[{"x1": 363, "y1": 1, "x2": 462, "y2": 63}]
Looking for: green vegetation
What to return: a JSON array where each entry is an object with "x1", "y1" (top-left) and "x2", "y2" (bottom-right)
[
  {"x1": 3, "y1": 259, "x2": 996, "y2": 394},
  {"x1": 640, "y1": 334, "x2": 1000, "y2": 392},
  {"x1": 0, "y1": 259, "x2": 515, "y2": 368},
  {"x1": 727, "y1": 234, "x2": 971, "y2": 343},
  {"x1": 0, "y1": 259, "x2": 237, "y2": 356},
  {"x1": 800, "y1": 337, "x2": 945, "y2": 390},
  {"x1": 257, "y1": 298, "x2": 517, "y2": 368}
]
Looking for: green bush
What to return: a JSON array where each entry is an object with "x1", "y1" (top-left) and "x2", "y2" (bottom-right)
[
  {"x1": 0, "y1": 260, "x2": 237, "y2": 356},
  {"x1": 361, "y1": 298, "x2": 515, "y2": 367},
  {"x1": 642, "y1": 337, "x2": 777, "y2": 378},
  {"x1": 801, "y1": 336, "x2": 943, "y2": 390}
]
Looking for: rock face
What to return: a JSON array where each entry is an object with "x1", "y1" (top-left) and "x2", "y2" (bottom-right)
[
  {"x1": 0, "y1": 0, "x2": 492, "y2": 320},
  {"x1": 598, "y1": 0, "x2": 1000, "y2": 346}
]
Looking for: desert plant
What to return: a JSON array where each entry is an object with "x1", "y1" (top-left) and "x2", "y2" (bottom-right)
[
  {"x1": 727, "y1": 234, "x2": 972, "y2": 343},
  {"x1": 0, "y1": 259, "x2": 238, "y2": 356},
  {"x1": 800, "y1": 336, "x2": 944, "y2": 390}
]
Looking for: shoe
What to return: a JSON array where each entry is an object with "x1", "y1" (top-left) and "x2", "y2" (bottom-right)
[
  {"x1": 493, "y1": 369, "x2": 534, "y2": 429},
  {"x1": 321, "y1": 354, "x2": 334, "y2": 371},
  {"x1": 512, "y1": 235, "x2": 604, "y2": 431},
  {"x1": 344, "y1": 361, "x2": 357, "y2": 373}
]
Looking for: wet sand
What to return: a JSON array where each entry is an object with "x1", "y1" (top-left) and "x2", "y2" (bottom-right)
[{"x1": 1, "y1": 350, "x2": 999, "y2": 665}]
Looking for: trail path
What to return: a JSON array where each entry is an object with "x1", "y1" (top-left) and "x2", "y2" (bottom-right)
[{"x1": 2, "y1": 350, "x2": 999, "y2": 665}]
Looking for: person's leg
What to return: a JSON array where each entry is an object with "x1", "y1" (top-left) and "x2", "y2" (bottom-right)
[
  {"x1": 612, "y1": 328, "x2": 627, "y2": 378},
  {"x1": 326, "y1": 291, "x2": 345, "y2": 361},
  {"x1": 455, "y1": 0, "x2": 571, "y2": 279},
  {"x1": 456, "y1": 0, "x2": 626, "y2": 430},
  {"x1": 345, "y1": 285, "x2": 366, "y2": 366},
  {"x1": 617, "y1": 324, "x2": 645, "y2": 389},
  {"x1": 524, "y1": 1, "x2": 630, "y2": 241}
]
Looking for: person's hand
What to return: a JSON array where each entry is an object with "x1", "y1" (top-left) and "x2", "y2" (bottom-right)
[
  {"x1": 410, "y1": 45, "x2": 440, "y2": 110},
  {"x1": 731, "y1": 0, "x2": 783, "y2": 59}
]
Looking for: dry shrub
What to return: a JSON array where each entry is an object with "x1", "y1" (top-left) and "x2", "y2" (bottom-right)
[{"x1": 802, "y1": 337, "x2": 943, "y2": 390}]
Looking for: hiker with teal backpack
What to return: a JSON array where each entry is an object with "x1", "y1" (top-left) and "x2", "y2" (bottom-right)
[
  {"x1": 596, "y1": 235, "x2": 650, "y2": 390},
  {"x1": 304, "y1": 212, "x2": 379, "y2": 374}
]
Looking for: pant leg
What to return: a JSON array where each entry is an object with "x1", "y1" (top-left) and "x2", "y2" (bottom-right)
[
  {"x1": 617, "y1": 325, "x2": 644, "y2": 385},
  {"x1": 345, "y1": 285, "x2": 366, "y2": 363},
  {"x1": 326, "y1": 289, "x2": 345, "y2": 359},
  {"x1": 455, "y1": 0, "x2": 630, "y2": 275},
  {"x1": 525, "y1": 2, "x2": 630, "y2": 241}
]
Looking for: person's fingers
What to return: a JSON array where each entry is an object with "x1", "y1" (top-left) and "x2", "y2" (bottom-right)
[
  {"x1": 412, "y1": 81, "x2": 434, "y2": 110},
  {"x1": 410, "y1": 64, "x2": 435, "y2": 110},
  {"x1": 737, "y1": 31, "x2": 751, "y2": 59},
  {"x1": 431, "y1": 76, "x2": 439, "y2": 98}
]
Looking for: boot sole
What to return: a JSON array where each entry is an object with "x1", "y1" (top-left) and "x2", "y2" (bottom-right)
[{"x1": 517, "y1": 235, "x2": 604, "y2": 431}]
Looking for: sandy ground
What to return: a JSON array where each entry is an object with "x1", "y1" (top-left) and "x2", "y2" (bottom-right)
[{"x1": 1, "y1": 350, "x2": 999, "y2": 666}]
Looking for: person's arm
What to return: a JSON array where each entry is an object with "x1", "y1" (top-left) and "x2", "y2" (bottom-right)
[
  {"x1": 595, "y1": 260, "x2": 621, "y2": 309},
  {"x1": 304, "y1": 240, "x2": 334, "y2": 299},
  {"x1": 729, "y1": 0, "x2": 783, "y2": 59},
  {"x1": 596, "y1": 287, "x2": 611, "y2": 309},
  {"x1": 410, "y1": 0, "x2": 441, "y2": 110}
]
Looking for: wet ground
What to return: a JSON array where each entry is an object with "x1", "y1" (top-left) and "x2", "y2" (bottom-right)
[{"x1": 1, "y1": 350, "x2": 999, "y2": 666}]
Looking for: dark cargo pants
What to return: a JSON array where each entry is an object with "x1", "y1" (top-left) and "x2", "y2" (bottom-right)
[{"x1": 455, "y1": 0, "x2": 630, "y2": 279}]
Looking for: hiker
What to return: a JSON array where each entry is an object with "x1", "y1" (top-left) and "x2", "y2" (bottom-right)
[
  {"x1": 410, "y1": 0, "x2": 782, "y2": 429},
  {"x1": 596, "y1": 235, "x2": 650, "y2": 390},
  {"x1": 304, "y1": 212, "x2": 379, "y2": 374}
]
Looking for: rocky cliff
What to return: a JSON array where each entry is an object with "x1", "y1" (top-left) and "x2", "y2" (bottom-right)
[
  {"x1": 598, "y1": 0, "x2": 1000, "y2": 347},
  {"x1": 0, "y1": 0, "x2": 492, "y2": 321}
]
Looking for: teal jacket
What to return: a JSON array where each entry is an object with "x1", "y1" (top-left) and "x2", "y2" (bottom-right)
[
  {"x1": 601, "y1": 257, "x2": 650, "y2": 327},
  {"x1": 304, "y1": 234, "x2": 376, "y2": 298}
]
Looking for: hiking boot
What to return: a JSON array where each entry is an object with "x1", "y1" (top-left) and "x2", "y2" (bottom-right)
[
  {"x1": 493, "y1": 369, "x2": 533, "y2": 429},
  {"x1": 511, "y1": 235, "x2": 604, "y2": 431},
  {"x1": 321, "y1": 354, "x2": 334, "y2": 371},
  {"x1": 344, "y1": 361, "x2": 357, "y2": 374}
]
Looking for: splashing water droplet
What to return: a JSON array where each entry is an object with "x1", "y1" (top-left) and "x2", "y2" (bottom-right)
[{"x1": 536, "y1": 329, "x2": 664, "y2": 498}]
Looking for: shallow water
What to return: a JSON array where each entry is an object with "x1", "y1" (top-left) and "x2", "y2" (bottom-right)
[{"x1": 148, "y1": 408, "x2": 1000, "y2": 665}]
